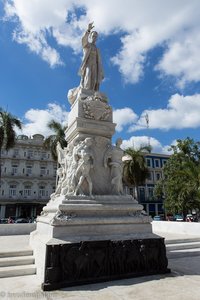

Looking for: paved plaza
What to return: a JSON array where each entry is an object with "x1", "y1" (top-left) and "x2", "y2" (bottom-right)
[{"x1": 0, "y1": 232, "x2": 200, "y2": 300}]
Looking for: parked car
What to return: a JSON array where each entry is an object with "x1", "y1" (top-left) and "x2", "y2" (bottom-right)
[
  {"x1": 15, "y1": 218, "x2": 29, "y2": 223},
  {"x1": 185, "y1": 214, "x2": 194, "y2": 222},
  {"x1": 153, "y1": 215, "x2": 162, "y2": 221},
  {"x1": 0, "y1": 218, "x2": 8, "y2": 224},
  {"x1": 174, "y1": 214, "x2": 184, "y2": 221}
]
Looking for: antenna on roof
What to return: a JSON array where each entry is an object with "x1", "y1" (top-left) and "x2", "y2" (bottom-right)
[{"x1": 145, "y1": 113, "x2": 150, "y2": 148}]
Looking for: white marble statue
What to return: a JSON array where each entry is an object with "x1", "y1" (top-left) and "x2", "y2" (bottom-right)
[
  {"x1": 65, "y1": 138, "x2": 82, "y2": 195},
  {"x1": 60, "y1": 143, "x2": 74, "y2": 195},
  {"x1": 50, "y1": 142, "x2": 67, "y2": 200},
  {"x1": 74, "y1": 137, "x2": 94, "y2": 196},
  {"x1": 79, "y1": 22, "x2": 104, "y2": 91},
  {"x1": 104, "y1": 138, "x2": 124, "y2": 195}
]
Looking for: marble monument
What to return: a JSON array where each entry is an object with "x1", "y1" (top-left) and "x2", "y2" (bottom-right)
[{"x1": 30, "y1": 23, "x2": 169, "y2": 291}]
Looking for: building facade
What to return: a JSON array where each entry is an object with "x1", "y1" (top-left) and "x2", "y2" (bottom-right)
[
  {"x1": 0, "y1": 134, "x2": 57, "y2": 220},
  {"x1": 126, "y1": 152, "x2": 170, "y2": 217}
]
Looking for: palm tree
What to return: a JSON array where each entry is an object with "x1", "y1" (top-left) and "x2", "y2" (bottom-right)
[
  {"x1": 43, "y1": 120, "x2": 68, "y2": 161},
  {"x1": 123, "y1": 146, "x2": 150, "y2": 200},
  {"x1": 0, "y1": 108, "x2": 22, "y2": 180}
]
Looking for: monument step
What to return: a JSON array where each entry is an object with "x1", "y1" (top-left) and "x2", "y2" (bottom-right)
[
  {"x1": 39, "y1": 215, "x2": 150, "y2": 226},
  {"x1": 166, "y1": 239, "x2": 200, "y2": 258},
  {"x1": 58, "y1": 203, "x2": 142, "y2": 211},
  {"x1": 166, "y1": 238, "x2": 200, "y2": 244},
  {"x1": 0, "y1": 264, "x2": 36, "y2": 278},
  {"x1": 0, "y1": 255, "x2": 35, "y2": 267},
  {"x1": 62, "y1": 199, "x2": 138, "y2": 205},
  {"x1": 167, "y1": 248, "x2": 200, "y2": 258},
  {"x1": 0, "y1": 250, "x2": 33, "y2": 258},
  {"x1": 166, "y1": 241, "x2": 200, "y2": 251}
]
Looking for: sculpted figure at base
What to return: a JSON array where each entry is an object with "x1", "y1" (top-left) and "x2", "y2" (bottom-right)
[
  {"x1": 60, "y1": 143, "x2": 74, "y2": 196},
  {"x1": 79, "y1": 22, "x2": 104, "y2": 91},
  {"x1": 74, "y1": 138, "x2": 94, "y2": 196},
  {"x1": 63, "y1": 138, "x2": 84, "y2": 195},
  {"x1": 50, "y1": 142, "x2": 67, "y2": 200},
  {"x1": 104, "y1": 138, "x2": 124, "y2": 195}
]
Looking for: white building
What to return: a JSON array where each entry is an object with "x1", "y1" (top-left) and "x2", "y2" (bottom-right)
[
  {"x1": 126, "y1": 152, "x2": 170, "y2": 217},
  {"x1": 0, "y1": 134, "x2": 57, "y2": 220}
]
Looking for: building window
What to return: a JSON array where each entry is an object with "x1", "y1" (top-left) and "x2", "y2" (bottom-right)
[
  {"x1": 13, "y1": 149, "x2": 19, "y2": 157},
  {"x1": 147, "y1": 171, "x2": 153, "y2": 181},
  {"x1": 129, "y1": 188, "x2": 134, "y2": 196},
  {"x1": 0, "y1": 182, "x2": 4, "y2": 195},
  {"x1": 24, "y1": 185, "x2": 32, "y2": 197},
  {"x1": 154, "y1": 159, "x2": 160, "y2": 168},
  {"x1": 39, "y1": 186, "x2": 45, "y2": 197},
  {"x1": 27, "y1": 150, "x2": 33, "y2": 158},
  {"x1": 162, "y1": 160, "x2": 167, "y2": 167},
  {"x1": 41, "y1": 152, "x2": 46, "y2": 159},
  {"x1": 12, "y1": 165, "x2": 18, "y2": 175},
  {"x1": 148, "y1": 187, "x2": 154, "y2": 198},
  {"x1": 26, "y1": 166, "x2": 32, "y2": 175},
  {"x1": 146, "y1": 158, "x2": 152, "y2": 167},
  {"x1": 40, "y1": 166, "x2": 46, "y2": 176},
  {"x1": 9, "y1": 185, "x2": 17, "y2": 196},
  {"x1": 155, "y1": 172, "x2": 161, "y2": 181},
  {"x1": 139, "y1": 187, "x2": 145, "y2": 201}
]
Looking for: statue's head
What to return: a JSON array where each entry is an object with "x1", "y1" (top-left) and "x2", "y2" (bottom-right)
[
  {"x1": 90, "y1": 31, "x2": 98, "y2": 43},
  {"x1": 116, "y1": 138, "x2": 122, "y2": 147}
]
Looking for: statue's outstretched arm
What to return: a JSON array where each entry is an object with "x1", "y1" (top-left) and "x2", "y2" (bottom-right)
[{"x1": 82, "y1": 22, "x2": 94, "y2": 48}]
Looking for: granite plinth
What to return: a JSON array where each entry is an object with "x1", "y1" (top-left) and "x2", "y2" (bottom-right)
[{"x1": 42, "y1": 238, "x2": 170, "y2": 291}]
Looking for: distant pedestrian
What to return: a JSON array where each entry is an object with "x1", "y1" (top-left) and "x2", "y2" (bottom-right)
[{"x1": 8, "y1": 217, "x2": 14, "y2": 224}]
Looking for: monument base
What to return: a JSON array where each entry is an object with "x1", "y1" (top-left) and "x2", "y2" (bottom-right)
[
  {"x1": 42, "y1": 237, "x2": 170, "y2": 291},
  {"x1": 30, "y1": 195, "x2": 170, "y2": 290}
]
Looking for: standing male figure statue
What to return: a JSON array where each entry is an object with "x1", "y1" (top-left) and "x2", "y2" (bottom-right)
[{"x1": 79, "y1": 22, "x2": 104, "y2": 91}]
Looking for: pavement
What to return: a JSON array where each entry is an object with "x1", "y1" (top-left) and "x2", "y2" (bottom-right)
[{"x1": 0, "y1": 232, "x2": 200, "y2": 300}]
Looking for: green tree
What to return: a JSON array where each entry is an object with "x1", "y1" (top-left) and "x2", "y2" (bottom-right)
[
  {"x1": 154, "y1": 138, "x2": 200, "y2": 216},
  {"x1": 0, "y1": 108, "x2": 22, "y2": 180},
  {"x1": 43, "y1": 120, "x2": 68, "y2": 161},
  {"x1": 123, "y1": 146, "x2": 150, "y2": 200}
]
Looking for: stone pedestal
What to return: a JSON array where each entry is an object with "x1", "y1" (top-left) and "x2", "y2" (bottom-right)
[{"x1": 30, "y1": 90, "x2": 169, "y2": 290}]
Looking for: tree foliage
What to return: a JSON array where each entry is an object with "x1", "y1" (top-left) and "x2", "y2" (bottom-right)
[
  {"x1": 0, "y1": 108, "x2": 22, "y2": 180},
  {"x1": 154, "y1": 138, "x2": 200, "y2": 215},
  {"x1": 43, "y1": 120, "x2": 68, "y2": 161},
  {"x1": 123, "y1": 146, "x2": 149, "y2": 199},
  {"x1": 0, "y1": 108, "x2": 22, "y2": 150}
]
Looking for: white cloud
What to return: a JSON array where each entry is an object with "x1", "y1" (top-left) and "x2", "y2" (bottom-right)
[
  {"x1": 4, "y1": 0, "x2": 200, "y2": 86},
  {"x1": 155, "y1": 29, "x2": 200, "y2": 88},
  {"x1": 113, "y1": 107, "x2": 138, "y2": 132},
  {"x1": 129, "y1": 93, "x2": 200, "y2": 132},
  {"x1": 121, "y1": 136, "x2": 172, "y2": 154},
  {"x1": 13, "y1": 30, "x2": 63, "y2": 67},
  {"x1": 21, "y1": 103, "x2": 69, "y2": 137}
]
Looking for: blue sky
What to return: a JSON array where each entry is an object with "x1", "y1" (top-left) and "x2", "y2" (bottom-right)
[{"x1": 1, "y1": 0, "x2": 200, "y2": 153}]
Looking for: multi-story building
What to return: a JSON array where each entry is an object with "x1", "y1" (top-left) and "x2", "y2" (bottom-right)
[
  {"x1": 127, "y1": 152, "x2": 170, "y2": 217},
  {"x1": 0, "y1": 134, "x2": 57, "y2": 220}
]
